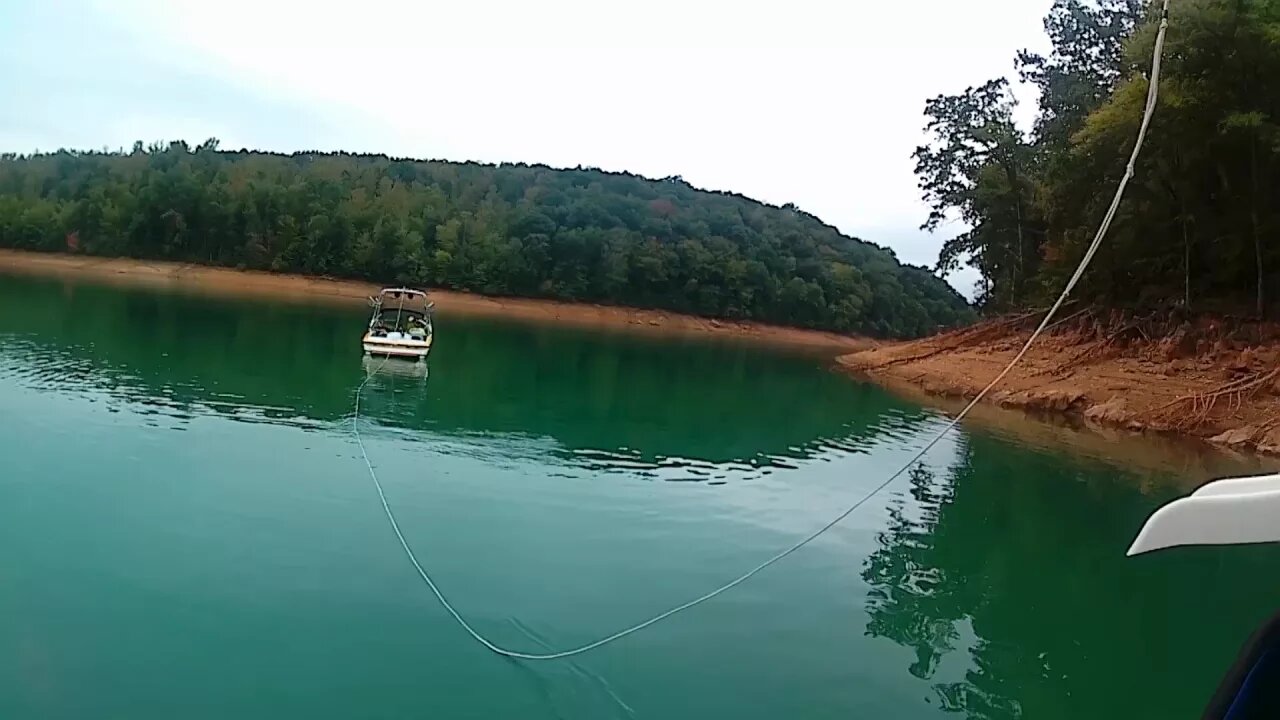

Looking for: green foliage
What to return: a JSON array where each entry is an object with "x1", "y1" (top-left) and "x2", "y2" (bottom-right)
[
  {"x1": 919, "y1": 0, "x2": 1280, "y2": 317},
  {"x1": 914, "y1": 79, "x2": 1043, "y2": 309},
  {"x1": 1016, "y1": 0, "x2": 1144, "y2": 149},
  {"x1": 0, "y1": 147, "x2": 972, "y2": 339}
]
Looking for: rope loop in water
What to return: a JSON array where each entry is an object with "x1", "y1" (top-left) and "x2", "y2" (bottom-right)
[{"x1": 353, "y1": 0, "x2": 1172, "y2": 661}]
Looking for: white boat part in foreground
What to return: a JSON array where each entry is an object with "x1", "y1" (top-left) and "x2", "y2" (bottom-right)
[{"x1": 1127, "y1": 473, "x2": 1280, "y2": 555}]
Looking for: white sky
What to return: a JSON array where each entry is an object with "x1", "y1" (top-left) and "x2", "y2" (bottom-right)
[{"x1": 1, "y1": 0, "x2": 1054, "y2": 295}]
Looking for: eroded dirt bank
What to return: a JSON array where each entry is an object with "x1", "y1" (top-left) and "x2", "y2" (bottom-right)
[
  {"x1": 0, "y1": 249, "x2": 872, "y2": 352},
  {"x1": 839, "y1": 310, "x2": 1280, "y2": 456}
]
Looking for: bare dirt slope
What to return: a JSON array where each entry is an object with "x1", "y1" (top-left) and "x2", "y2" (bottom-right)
[{"x1": 839, "y1": 309, "x2": 1280, "y2": 456}]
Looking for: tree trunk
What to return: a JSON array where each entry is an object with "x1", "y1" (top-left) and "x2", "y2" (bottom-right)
[
  {"x1": 1002, "y1": 159, "x2": 1026, "y2": 306},
  {"x1": 1255, "y1": 215, "x2": 1265, "y2": 317},
  {"x1": 1013, "y1": 197, "x2": 1025, "y2": 305},
  {"x1": 1179, "y1": 186, "x2": 1191, "y2": 311},
  {"x1": 981, "y1": 249, "x2": 992, "y2": 304},
  {"x1": 1169, "y1": 160, "x2": 1192, "y2": 311},
  {"x1": 1250, "y1": 136, "x2": 1265, "y2": 317},
  {"x1": 1182, "y1": 216, "x2": 1192, "y2": 310}
]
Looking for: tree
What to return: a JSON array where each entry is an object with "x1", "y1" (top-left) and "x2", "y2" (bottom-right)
[
  {"x1": 1017, "y1": 0, "x2": 1144, "y2": 149},
  {"x1": 923, "y1": 0, "x2": 1280, "y2": 318},
  {"x1": 0, "y1": 143, "x2": 974, "y2": 338},
  {"x1": 914, "y1": 79, "x2": 1042, "y2": 309},
  {"x1": 1221, "y1": 111, "x2": 1276, "y2": 317}
]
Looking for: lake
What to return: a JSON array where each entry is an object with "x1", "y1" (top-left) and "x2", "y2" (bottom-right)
[{"x1": 1, "y1": 272, "x2": 1277, "y2": 719}]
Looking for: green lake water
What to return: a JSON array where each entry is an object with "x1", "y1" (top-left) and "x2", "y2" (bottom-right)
[{"x1": 2, "y1": 272, "x2": 1279, "y2": 719}]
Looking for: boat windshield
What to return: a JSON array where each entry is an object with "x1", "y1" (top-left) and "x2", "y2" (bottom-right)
[{"x1": 370, "y1": 308, "x2": 430, "y2": 336}]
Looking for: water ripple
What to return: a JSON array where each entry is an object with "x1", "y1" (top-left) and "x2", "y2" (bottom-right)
[{"x1": 1, "y1": 326, "x2": 948, "y2": 490}]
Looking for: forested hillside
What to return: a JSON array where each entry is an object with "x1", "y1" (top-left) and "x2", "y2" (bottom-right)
[
  {"x1": 0, "y1": 147, "x2": 972, "y2": 338},
  {"x1": 917, "y1": 0, "x2": 1279, "y2": 317}
]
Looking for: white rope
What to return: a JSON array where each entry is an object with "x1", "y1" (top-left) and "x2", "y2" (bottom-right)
[{"x1": 352, "y1": 0, "x2": 1171, "y2": 661}]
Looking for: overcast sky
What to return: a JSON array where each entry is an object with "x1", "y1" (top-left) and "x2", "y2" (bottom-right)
[{"x1": 1, "y1": 0, "x2": 1054, "y2": 295}]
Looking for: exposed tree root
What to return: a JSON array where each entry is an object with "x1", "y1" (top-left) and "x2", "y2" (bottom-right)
[{"x1": 1145, "y1": 367, "x2": 1280, "y2": 430}]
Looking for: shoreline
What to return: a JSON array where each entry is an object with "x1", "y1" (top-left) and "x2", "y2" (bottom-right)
[
  {"x1": 5, "y1": 249, "x2": 1275, "y2": 466},
  {"x1": 0, "y1": 249, "x2": 873, "y2": 353},
  {"x1": 839, "y1": 317, "x2": 1280, "y2": 458},
  {"x1": 857, "y1": 369, "x2": 1274, "y2": 481}
]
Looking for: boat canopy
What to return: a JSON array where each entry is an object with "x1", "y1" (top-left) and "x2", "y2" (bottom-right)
[{"x1": 370, "y1": 287, "x2": 433, "y2": 313}]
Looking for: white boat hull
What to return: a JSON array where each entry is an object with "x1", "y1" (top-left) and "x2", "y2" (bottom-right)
[{"x1": 362, "y1": 334, "x2": 432, "y2": 360}]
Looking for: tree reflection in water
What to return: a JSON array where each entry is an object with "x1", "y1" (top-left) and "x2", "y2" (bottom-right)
[{"x1": 862, "y1": 440, "x2": 1280, "y2": 720}]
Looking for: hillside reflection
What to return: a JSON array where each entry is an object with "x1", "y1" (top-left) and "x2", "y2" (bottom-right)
[
  {"x1": 862, "y1": 438, "x2": 1280, "y2": 719},
  {"x1": 0, "y1": 275, "x2": 933, "y2": 475}
]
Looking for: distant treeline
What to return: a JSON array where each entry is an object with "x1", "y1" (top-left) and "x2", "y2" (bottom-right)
[
  {"x1": 916, "y1": 0, "x2": 1280, "y2": 317},
  {"x1": 0, "y1": 145, "x2": 972, "y2": 338}
]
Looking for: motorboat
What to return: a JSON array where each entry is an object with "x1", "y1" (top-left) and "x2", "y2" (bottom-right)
[{"x1": 362, "y1": 288, "x2": 433, "y2": 360}]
